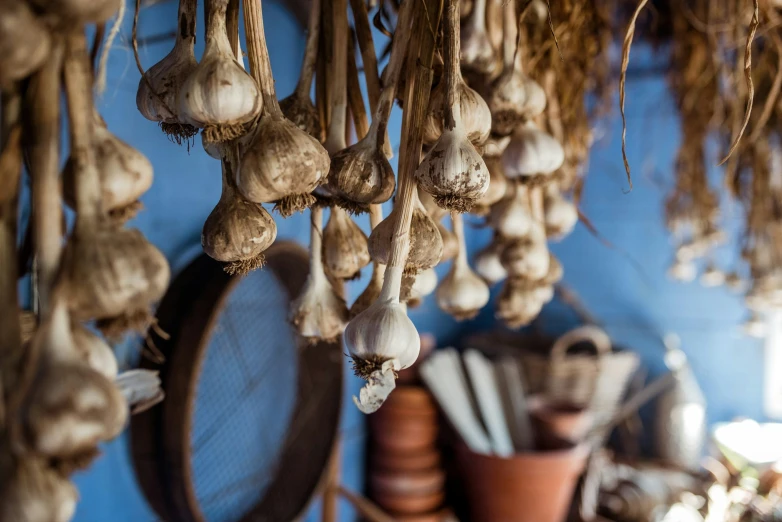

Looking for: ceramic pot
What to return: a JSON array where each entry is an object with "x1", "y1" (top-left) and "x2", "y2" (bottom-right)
[
  {"x1": 369, "y1": 488, "x2": 445, "y2": 516},
  {"x1": 528, "y1": 396, "x2": 593, "y2": 448},
  {"x1": 456, "y1": 443, "x2": 589, "y2": 522},
  {"x1": 381, "y1": 386, "x2": 437, "y2": 414},
  {"x1": 395, "y1": 508, "x2": 453, "y2": 522},
  {"x1": 371, "y1": 447, "x2": 441, "y2": 472},
  {"x1": 370, "y1": 414, "x2": 438, "y2": 452}
]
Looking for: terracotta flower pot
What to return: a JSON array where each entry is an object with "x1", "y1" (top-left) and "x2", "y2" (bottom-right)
[
  {"x1": 369, "y1": 468, "x2": 445, "y2": 496},
  {"x1": 528, "y1": 396, "x2": 593, "y2": 448},
  {"x1": 370, "y1": 414, "x2": 438, "y2": 452},
  {"x1": 394, "y1": 508, "x2": 453, "y2": 522},
  {"x1": 369, "y1": 488, "x2": 445, "y2": 516},
  {"x1": 381, "y1": 386, "x2": 437, "y2": 414},
  {"x1": 456, "y1": 443, "x2": 590, "y2": 522},
  {"x1": 371, "y1": 447, "x2": 441, "y2": 472}
]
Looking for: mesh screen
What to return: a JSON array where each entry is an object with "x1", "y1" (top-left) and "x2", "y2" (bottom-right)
[{"x1": 190, "y1": 268, "x2": 299, "y2": 522}]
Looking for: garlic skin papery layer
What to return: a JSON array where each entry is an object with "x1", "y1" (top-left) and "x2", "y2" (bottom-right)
[
  {"x1": 323, "y1": 206, "x2": 371, "y2": 280},
  {"x1": 345, "y1": 266, "x2": 420, "y2": 414}
]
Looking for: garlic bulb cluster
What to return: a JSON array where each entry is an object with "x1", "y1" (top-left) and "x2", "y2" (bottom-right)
[
  {"x1": 202, "y1": 150, "x2": 277, "y2": 274},
  {"x1": 436, "y1": 213, "x2": 490, "y2": 320},
  {"x1": 236, "y1": 0, "x2": 329, "y2": 217},
  {"x1": 29, "y1": 0, "x2": 121, "y2": 25},
  {"x1": 344, "y1": 266, "x2": 420, "y2": 413},
  {"x1": 289, "y1": 208, "x2": 349, "y2": 343},
  {"x1": 136, "y1": 0, "x2": 198, "y2": 140},
  {"x1": 64, "y1": 115, "x2": 154, "y2": 224},
  {"x1": 496, "y1": 277, "x2": 552, "y2": 329},
  {"x1": 179, "y1": 0, "x2": 262, "y2": 144},
  {"x1": 323, "y1": 207, "x2": 371, "y2": 280},
  {"x1": 416, "y1": 0, "x2": 489, "y2": 213}
]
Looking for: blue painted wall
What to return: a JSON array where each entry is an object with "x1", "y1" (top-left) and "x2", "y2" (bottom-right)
[{"x1": 69, "y1": 4, "x2": 768, "y2": 521}]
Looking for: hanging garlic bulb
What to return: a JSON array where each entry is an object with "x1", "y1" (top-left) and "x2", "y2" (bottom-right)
[
  {"x1": 344, "y1": 266, "x2": 420, "y2": 413},
  {"x1": 28, "y1": 0, "x2": 121, "y2": 24},
  {"x1": 23, "y1": 300, "x2": 128, "y2": 460},
  {"x1": 368, "y1": 192, "x2": 443, "y2": 274},
  {"x1": 136, "y1": 0, "x2": 198, "y2": 140},
  {"x1": 202, "y1": 150, "x2": 277, "y2": 274},
  {"x1": 0, "y1": 457, "x2": 78, "y2": 522},
  {"x1": 459, "y1": 0, "x2": 496, "y2": 77},
  {"x1": 289, "y1": 207, "x2": 349, "y2": 343},
  {"x1": 179, "y1": 0, "x2": 261, "y2": 143},
  {"x1": 487, "y1": 0, "x2": 545, "y2": 136},
  {"x1": 500, "y1": 227, "x2": 550, "y2": 280},
  {"x1": 437, "y1": 220, "x2": 458, "y2": 262},
  {"x1": 668, "y1": 259, "x2": 697, "y2": 282},
  {"x1": 700, "y1": 263, "x2": 726, "y2": 287},
  {"x1": 237, "y1": 0, "x2": 329, "y2": 217},
  {"x1": 436, "y1": 213, "x2": 490, "y2": 320},
  {"x1": 0, "y1": 1, "x2": 51, "y2": 90},
  {"x1": 496, "y1": 278, "x2": 545, "y2": 329},
  {"x1": 416, "y1": 0, "x2": 489, "y2": 213},
  {"x1": 472, "y1": 155, "x2": 507, "y2": 216},
  {"x1": 502, "y1": 121, "x2": 564, "y2": 179},
  {"x1": 401, "y1": 267, "x2": 438, "y2": 307},
  {"x1": 422, "y1": 71, "x2": 491, "y2": 146},
  {"x1": 72, "y1": 323, "x2": 118, "y2": 379},
  {"x1": 475, "y1": 238, "x2": 507, "y2": 285},
  {"x1": 489, "y1": 181, "x2": 533, "y2": 239},
  {"x1": 544, "y1": 184, "x2": 578, "y2": 239},
  {"x1": 323, "y1": 206, "x2": 371, "y2": 280},
  {"x1": 64, "y1": 114, "x2": 154, "y2": 224},
  {"x1": 279, "y1": 0, "x2": 322, "y2": 138},
  {"x1": 61, "y1": 36, "x2": 170, "y2": 337}
]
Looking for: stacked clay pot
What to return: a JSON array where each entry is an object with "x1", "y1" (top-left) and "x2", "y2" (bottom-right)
[{"x1": 368, "y1": 385, "x2": 450, "y2": 521}]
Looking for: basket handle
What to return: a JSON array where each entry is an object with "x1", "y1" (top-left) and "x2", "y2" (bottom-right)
[{"x1": 550, "y1": 325, "x2": 612, "y2": 361}]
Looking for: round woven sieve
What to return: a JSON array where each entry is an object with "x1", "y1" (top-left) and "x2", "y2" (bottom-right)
[{"x1": 131, "y1": 242, "x2": 343, "y2": 522}]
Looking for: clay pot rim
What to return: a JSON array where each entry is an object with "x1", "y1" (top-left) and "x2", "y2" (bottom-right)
[{"x1": 457, "y1": 441, "x2": 591, "y2": 463}]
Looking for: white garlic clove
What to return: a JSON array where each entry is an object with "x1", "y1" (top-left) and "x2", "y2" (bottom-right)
[
  {"x1": 416, "y1": 125, "x2": 490, "y2": 213},
  {"x1": 345, "y1": 267, "x2": 421, "y2": 413},
  {"x1": 502, "y1": 121, "x2": 564, "y2": 178},
  {"x1": 0, "y1": 1, "x2": 51, "y2": 90},
  {"x1": 668, "y1": 260, "x2": 697, "y2": 282},
  {"x1": 475, "y1": 240, "x2": 507, "y2": 285}
]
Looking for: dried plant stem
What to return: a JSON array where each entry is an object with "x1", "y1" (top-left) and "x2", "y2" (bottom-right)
[
  {"x1": 718, "y1": 0, "x2": 759, "y2": 166},
  {"x1": 65, "y1": 32, "x2": 103, "y2": 224},
  {"x1": 244, "y1": 0, "x2": 284, "y2": 116},
  {"x1": 347, "y1": 37, "x2": 370, "y2": 140},
  {"x1": 386, "y1": 0, "x2": 443, "y2": 271},
  {"x1": 324, "y1": 0, "x2": 349, "y2": 153},
  {"x1": 294, "y1": 0, "x2": 322, "y2": 98},
  {"x1": 543, "y1": 69, "x2": 563, "y2": 144},
  {"x1": 0, "y1": 88, "x2": 23, "y2": 424},
  {"x1": 226, "y1": 0, "x2": 240, "y2": 57},
  {"x1": 749, "y1": 32, "x2": 782, "y2": 144},
  {"x1": 619, "y1": 0, "x2": 650, "y2": 192},
  {"x1": 502, "y1": 0, "x2": 517, "y2": 69},
  {"x1": 26, "y1": 38, "x2": 64, "y2": 316},
  {"x1": 349, "y1": 0, "x2": 381, "y2": 109},
  {"x1": 442, "y1": 0, "x2": 462, "y2": 132}
]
